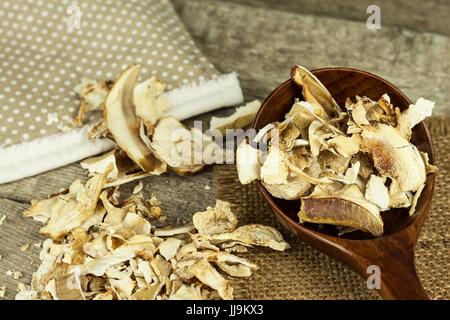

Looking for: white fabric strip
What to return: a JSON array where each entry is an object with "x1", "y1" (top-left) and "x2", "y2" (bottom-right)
[{"x1": 0, "y1": 72, "x2": 243, "y2": 184}]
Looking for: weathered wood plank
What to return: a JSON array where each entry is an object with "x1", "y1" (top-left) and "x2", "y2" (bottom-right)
[
  {"x1": 0, "y1": 199, "x2": 43, "y2": 300},
  {"x1": 176, "y1": 0, "x2": 450, "y2": 115},
  {"x1": 173, "y1": 0, "x2": 450, "y2": 37}
]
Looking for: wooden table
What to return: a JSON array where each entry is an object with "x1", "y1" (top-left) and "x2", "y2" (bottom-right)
[{"x1": 1, "y1": 0, "x2": 449, "y2": 299}]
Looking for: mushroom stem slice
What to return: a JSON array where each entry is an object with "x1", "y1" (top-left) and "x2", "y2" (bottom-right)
[
  {"x1": 291, "y1": 65, "x2": 342, "y2": 116},
  {"x1": 104, "y1": 64, "x2": 166, "y2": 174},
  {"x1": 299, "y1": 184, "x2": 383, "y2": 237}
]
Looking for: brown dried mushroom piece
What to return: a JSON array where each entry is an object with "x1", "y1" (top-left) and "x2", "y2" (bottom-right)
[
  {"x1": 299, "y1": 184, "x2": 383, "y2": 237},
  {"x1": 104, "y1": 64, "x2": 166, "y2": 174}
]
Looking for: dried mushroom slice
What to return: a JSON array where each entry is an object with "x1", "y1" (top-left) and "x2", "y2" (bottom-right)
[
  {"x1": 236, "y1": 139, "x2": 262, "y2": 184},
  {"x1": 272, "y1": 118, "x2": 301, "y2": 151},
  {"x1": 326, "y1": 134, "x2": 361, "y2": 158},
  {"x1": 299, "y1": 184, "x2": 383, "y2": 237},
  {"x1": 361, "y1": 123, "x2": 426, "y2": 192},
  {"x1": 194, "y1": 224, "x2": 290, "y2": 251},
  {"x1": 364, "y1": 175, "x2": 390, "y2": 210},
  {"x1": 209, "y1": 100, "x2": 261, "y2": 134},
  {"x1": 262, "y1": 178, "x2": 312, "y2": 200},
  {"x1": 419, "y1": 151, "x2": 438, "y2": 174},
  {"x1": 260, "y1": 146, "x2": 289, "y2": 185},
  {"x1": 37, "y1": 169, "x2": 111, "y2": 240},
  {"x1": 133, "y1": 77, "x2": 170, "y2": 132},
  {"x1": 193, "y1": 200, "x2": 238, "y2": 236},
  {"x1": 188, "y1": 258, "x2": 233, "y2": 300},
  {"x1": 74, "y1": 78, "x2": 113, "y2": 126},
  {"x1": 104, "y1": 64, "x2": 166, "y2": 174},
  {"x1": 389, "y1": 178, "x2": 413, "y2": 209},
  {"x1": 409, "y1": 183, "x2": 425, "y2": 216},
  {"x1": 291, "y1": 65, "x2": 342, "y2": 117},
  {"x1": 150, "y1": 117, "x2": 204, "y2": 175},
  {"x1": 397, "y1": 98, "x2": 435, "y2": 139}
]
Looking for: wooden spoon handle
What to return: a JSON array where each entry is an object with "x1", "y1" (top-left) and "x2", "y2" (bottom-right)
[{"x1": 377, "y1": 255, "x2": 430, "y2": 300}]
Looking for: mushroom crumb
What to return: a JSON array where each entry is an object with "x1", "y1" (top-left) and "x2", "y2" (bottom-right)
[
  {"x1": 18, "y1": 178, "x2": 289, "y2": 300},
  {"x1": 237, "y1": 65, "x2": 436, "y2": 237}
]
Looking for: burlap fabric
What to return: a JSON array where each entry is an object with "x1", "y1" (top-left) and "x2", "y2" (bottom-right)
[{"x1": 215, "y1": 117, "x2": 449, "y2": 300}]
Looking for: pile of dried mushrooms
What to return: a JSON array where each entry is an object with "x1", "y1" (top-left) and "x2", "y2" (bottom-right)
[
  {"x1": 17, "y1": 171, "x2": 289, "y2": 300},
  {"x1": 76, "y1": 64, "x2": 260, "y2": 187},
  {"x1": 237, "y1": 65, "x2": 437, "y2": 237}
]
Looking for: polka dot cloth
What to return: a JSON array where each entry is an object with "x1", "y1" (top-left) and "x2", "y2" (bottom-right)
[{"x1": 0, "y1": 0, "x2": 218, "y2": 146}]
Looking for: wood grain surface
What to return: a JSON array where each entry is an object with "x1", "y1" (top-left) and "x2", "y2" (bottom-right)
[{"x1": 1, "y1": 0, "x2": 449, "y2": 299}]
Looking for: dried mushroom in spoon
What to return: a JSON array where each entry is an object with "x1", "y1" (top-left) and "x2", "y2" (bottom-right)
[{"x1": 237, "y1": 65, "x2": 436, "y2": 236}]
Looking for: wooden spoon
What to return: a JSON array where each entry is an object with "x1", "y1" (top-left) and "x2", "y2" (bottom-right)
[{"x1": 253, "y1": 67, "x2": 436, "y2": 300}]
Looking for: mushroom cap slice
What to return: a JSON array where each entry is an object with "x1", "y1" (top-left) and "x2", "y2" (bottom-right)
[
  {"x1": 291, "y1": 65, "x2": 342, "y2": 117},
  {"x1": 150, "y1": 117, "x2": 205, "y2": 174},
  {"x1": 299, "y1": 184, "x2": 383, "y2": 237},
  {"x1": 361, "y1": 123, "x2": 426, "y2": 192},
  {"x1": 104, "y1": 64, "x2": 166, "y2": 174}
]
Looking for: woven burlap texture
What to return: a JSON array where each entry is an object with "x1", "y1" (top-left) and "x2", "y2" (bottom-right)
[{"x1": 214, "y1": 117, "x2": 449, "y2": 300}]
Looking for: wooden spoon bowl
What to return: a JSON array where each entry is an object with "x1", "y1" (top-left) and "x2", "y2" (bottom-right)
[{"x1": 253, "y1": 67, "x2": 436, "y2": 300}]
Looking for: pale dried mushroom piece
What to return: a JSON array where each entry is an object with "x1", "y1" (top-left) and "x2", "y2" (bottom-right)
[
  {"x1": 194, "y1": 224, "x2": 290, "y2": 251},
  {"x1": 158, "y1": 238, "x2": 182, "y2": 261},
  {"x1": 397, "y1": 98, "x2": 435, "y2": 139},
  {"x1": 361, "y1": 123, "x2": 426, "y2": 192},
  {"x1": 189, "y1": 258, "x2": 233, "y2": 300},
  {"x1": 260, "y1": 146, "x2": 289, "y2": 185},
  {"x1": 104, "y1": 64, "x2": 167, "y2": 174},
  {"x1": 193, "y1": 200, "x2": 238, "y2": 236},
  {"x1": 150, "y1": 117, "x2": 204, "y2": 174},
  {"x1": 365, "y1": 175, "x2": 390, "y2": 210},
  {"x1": 74, "y1": 78, "x2": 113, "y2": 126},
  {"x1": 209, "y1": 100, "x2": 261, "y2": 134},
  {"x1": 80, "y1": 149, "x2": 119, "y2": 180},
  {"x1": 326, "y1": 134, "x2": 361, "y2": 158},
  {"x1": 262, "y1": 177, "x2": 312, "y2": 200},
  {"x1": 133, "y1": 77, "x2": 170, "y2": 132},
  {"x1": 236, "y1": 139, "x2": 262, "y2": 184},
  {"x1": 35, "y1": 169, "x2": 111, "y2": 240},
  {"x1": 299, "y1": 184, "x2": 383, "y2": 237},
  {"x1": 409, "y1": 183, "x2": 425, "y2": 216},
  {"x1": 419, "y1": 151, "x2": 438, "y2": 174}
]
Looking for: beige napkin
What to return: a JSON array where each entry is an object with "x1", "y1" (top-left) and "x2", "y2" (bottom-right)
[{"x1": 0, "y1": 0, "x2": 243, "y2": 183}]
